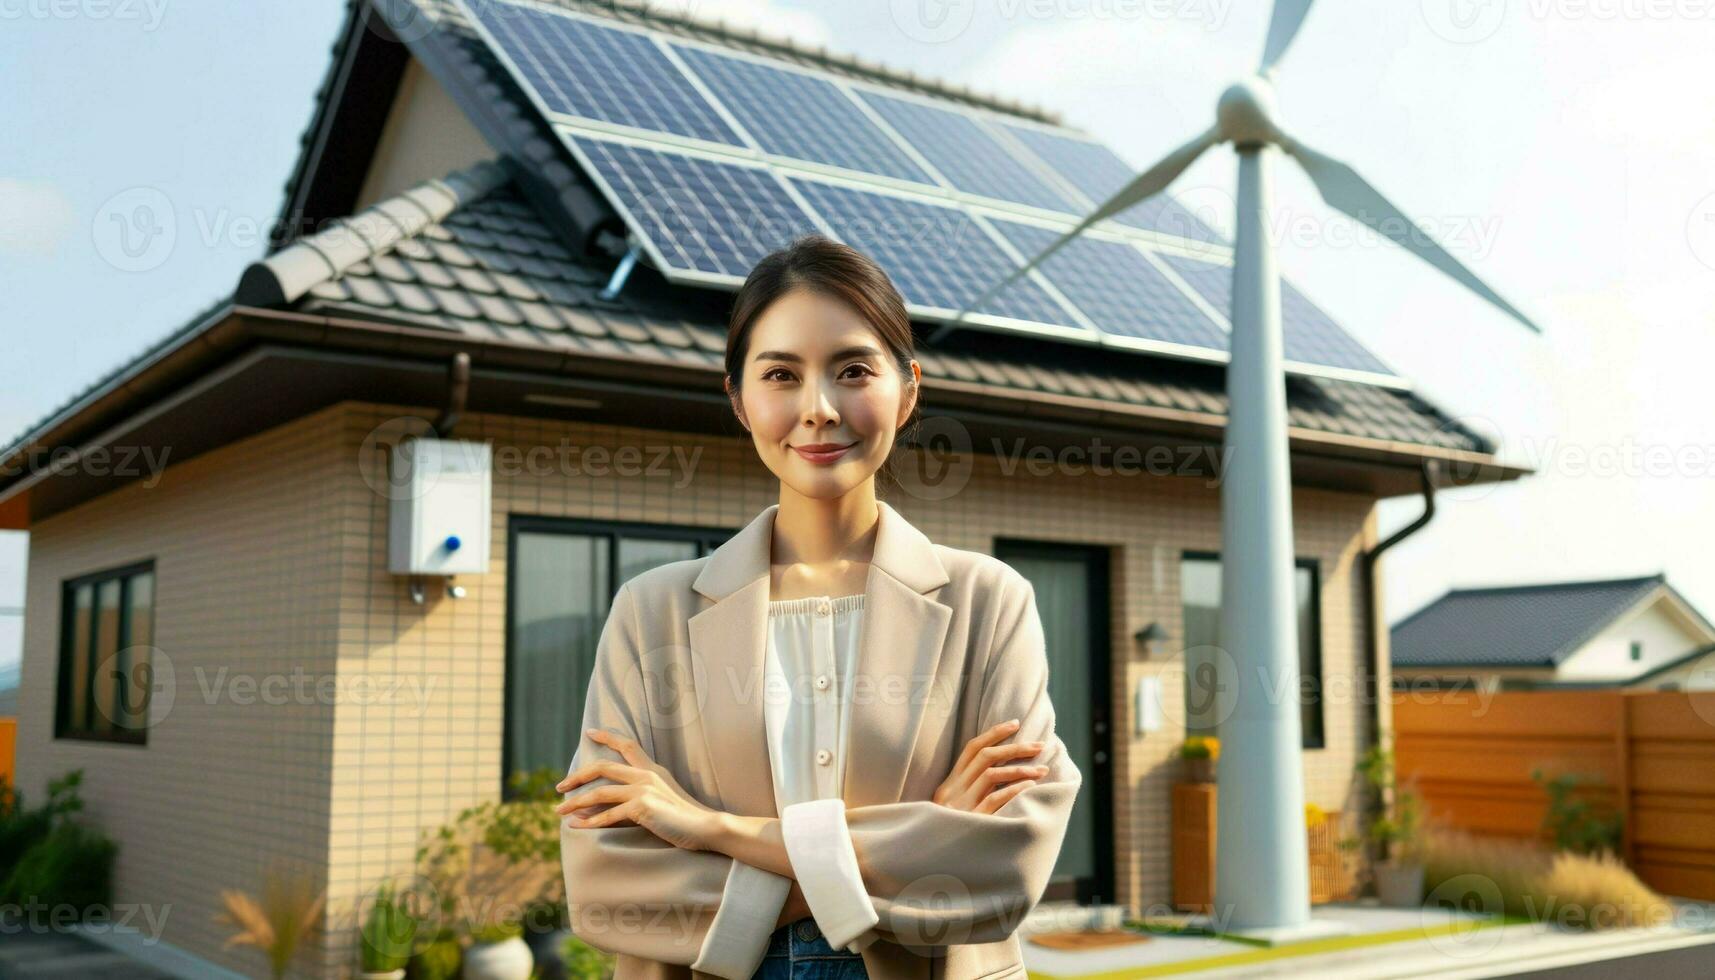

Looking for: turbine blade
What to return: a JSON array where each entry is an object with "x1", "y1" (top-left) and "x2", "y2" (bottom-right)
[
  {"x1": 1260, "y1": 0, "x2": 1315, "y2": 75},
  {"x1": 1281, "y1": 135, "x2": 1543, "y2": 334},
  {"x1": 929, "y1": 126, "x2": 1220, "y2": 345}
]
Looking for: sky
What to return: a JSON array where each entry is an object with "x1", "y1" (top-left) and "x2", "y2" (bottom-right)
[{"x1": 2, "y1": 0, "x2": 1713, "y2": 676}]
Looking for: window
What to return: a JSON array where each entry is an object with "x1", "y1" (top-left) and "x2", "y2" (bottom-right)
[
  {"x1": 1179, "y1": 552, "x2": 1325, "y2": 750},
  {"x1": 1630, "y1": 641, "x2": 1643, "y2": 663},
  {"x1": 56, "y1": 561, "x2": 155, "y2": 745},
  {"x1": 503, "y1": 517, "x2": 731, "y2": 797}
]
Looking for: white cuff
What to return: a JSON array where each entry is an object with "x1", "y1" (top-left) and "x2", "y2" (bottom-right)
[
  {"x1": 690, "y1": 859, "x2": 792, "y2": 980},
  {"x1": 844, "y1": 927, "x2": 882, "y2": 953},
  {"x1": 781, "y1": 798, "x2": 881, "y2": 950}
]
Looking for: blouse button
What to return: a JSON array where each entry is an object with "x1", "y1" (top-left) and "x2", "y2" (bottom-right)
[
  {"x1": 816, "y1": 599, "x2": 832, "y2": 616},
  {"x1": 816, "y1": 748, "x2": 832, "y2": 766},
  {"x1": 815, "y1": 674, "x2": 830, "y2": 690}
]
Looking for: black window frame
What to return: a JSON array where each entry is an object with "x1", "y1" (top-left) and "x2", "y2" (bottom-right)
[
  {"x1": 1180, "y1": 549, "x2": 1326, "y2": 751},
  {"x1": 502, "y1": 515, "x2": 734, "y2": 799},
  {"x1": 54, "y1": 559, "x2": 156, "y2": 746}
]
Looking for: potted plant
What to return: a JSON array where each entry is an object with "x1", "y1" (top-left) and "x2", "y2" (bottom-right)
[
  {"x1": 357, "y1": 881, "x2": 419, "y2": 979},
  {"x1": 1353, "y1": 745, "x2": 1424, "y2": 907},
  {"x1": 1180, "y1": 735, "x2": 1219, "y2": 783},
  {"x1": 465, "y1": 916, "x2": 533, "y2": 980},
  {"x1": 405, "y1": 927, "x2": 461, "y2": 980},
  {"x1": 416, "y1": 768, "x2": 564, "y2": 980}
]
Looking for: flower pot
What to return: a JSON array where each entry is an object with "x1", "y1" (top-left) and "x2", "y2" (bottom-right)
[
  {"x1": 1373, "y1": 860, "x2": 1425, "y2": 908},
  {"x1": 1182, "y1": 757, "x2": 1216, "y2": 783},
  {"x1": 463, "y1": 936, "x2": 534, "y2": 980},
  {"x1": 357, "y1": 971, "x2": 406, "y2": 980}
]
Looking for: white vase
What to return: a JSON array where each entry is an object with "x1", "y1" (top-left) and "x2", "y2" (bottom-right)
[
  {"x1": 464, "y1": 935, "x2": 535, "y2": 980},
  {"x1": 1374, "y1": 861, "x2": 1425, "y2": 908}
]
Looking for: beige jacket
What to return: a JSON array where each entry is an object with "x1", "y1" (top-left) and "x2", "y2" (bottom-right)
[{"x1": 561, "y1": 500, "x2": 1083, "y2": 980}]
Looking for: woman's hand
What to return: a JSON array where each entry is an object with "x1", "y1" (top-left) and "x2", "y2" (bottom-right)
[
  {"x1": 932, "y1": 718, "x2": 1050, "y2": 814},
  {"x1": 557, "y1": 728, "x2": 721, "y2": 851}
]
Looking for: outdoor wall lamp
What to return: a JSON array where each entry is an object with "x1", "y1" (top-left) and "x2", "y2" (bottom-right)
[{"x1": 1134, "y1": 621, "x2": 1171, "y2": 658}]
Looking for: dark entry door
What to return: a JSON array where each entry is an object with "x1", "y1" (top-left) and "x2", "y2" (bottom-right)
[{"x1": 994, "y1": 539, "x2": 1115, "y2": 905}]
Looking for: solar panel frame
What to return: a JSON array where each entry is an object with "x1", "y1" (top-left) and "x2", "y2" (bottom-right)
[
  {"x1": 852, "y1": 87, "x2": 1087, "y2": 217},
  {"x1": 1153, "y1": 251, "x2": 1402, "y2": 383},
  {"x1": 562, "y1": 130, "x2": 829, "y2": 283},
  {"x1": 462, "y1": 0, "x2": 747, "y2": 150},
  {"x1": 991, "y1": 118, "x2": 1229, "y2": 247},
  {"x1": 667, "y1": 40, "x2": 940, "y2": 189},
  {"x1": 983, "y1": 215, "x2": 1233, "y2": 358},
  {"x1": 785, "y1": 173, "x2": 1100, "y2": 340}
]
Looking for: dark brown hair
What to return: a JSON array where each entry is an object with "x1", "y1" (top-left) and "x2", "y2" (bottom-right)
[{"x1": 724, "y1": 234, "x2": 919, "y2": 434}]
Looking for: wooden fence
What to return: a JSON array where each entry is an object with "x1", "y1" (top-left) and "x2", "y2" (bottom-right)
[{"x1": 1393, "y1": 690, "x2": 1715, "y2": 900}]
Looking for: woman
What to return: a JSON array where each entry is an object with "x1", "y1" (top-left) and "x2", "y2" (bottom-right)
[{"x1": 554, "y1": 235, "x2": 1082, "y2": 980}]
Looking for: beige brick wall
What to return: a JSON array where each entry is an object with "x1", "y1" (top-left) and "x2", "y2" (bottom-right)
[
  {"x1": 17, "y1": 399, "x2": 1382, "y2": 977},
  {"x1": 15, "y1": 402, "x2": 349, "y2": 979}
]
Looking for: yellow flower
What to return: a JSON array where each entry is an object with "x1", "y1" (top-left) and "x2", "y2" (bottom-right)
[
  {"x1": 1204, "y1": 736, "x2": 1221, "y2": 762},
  {"x1": 1305, "y1": 803, "x2": 1327, "y2": 828}
]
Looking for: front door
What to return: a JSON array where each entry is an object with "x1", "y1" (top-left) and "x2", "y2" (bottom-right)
[{"x1": 995, "y1": 539, "x2": 1115, "y2": 905}]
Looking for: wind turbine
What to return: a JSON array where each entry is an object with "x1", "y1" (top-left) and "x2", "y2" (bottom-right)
[{"x1": 933, "y1": 0, "x2": 1541, "y2": 936}]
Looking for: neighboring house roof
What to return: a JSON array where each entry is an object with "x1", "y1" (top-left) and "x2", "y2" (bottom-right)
[{"x1": 1390, "y1": 573, "x2": 1687, "y2": 669}]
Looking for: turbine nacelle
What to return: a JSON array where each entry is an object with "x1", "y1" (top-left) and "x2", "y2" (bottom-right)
[{"x1": 1216, "y1": 76, "x2": 1279, "y2": 148}]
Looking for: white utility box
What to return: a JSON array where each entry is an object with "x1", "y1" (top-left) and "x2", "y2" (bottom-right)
[{"x1": 387, "y1": 438, "x2": 493, "y2": 576}]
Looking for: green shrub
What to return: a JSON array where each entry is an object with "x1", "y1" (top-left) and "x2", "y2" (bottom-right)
[
  {"x1": 1, "y1": 820, "x2": 116, "y2": 912},
  {"x1": 405, "y1": 928, "x2": 460, "y2": 980},
  {"x1": 471, "y1": 920, "x2": 523, "y2": 944},
  {"x1": 559, "y1": 932, "x2": 616, "y2": 980},
  {"x1": 0, "y1": 771, "x2": 85, "y2": 876},
  {"x1": 1533, "y1": 769, "x2": 1623, "y2": 856},
  {"x1": 359, "y1": 882, "x2": 419, "y2": 973}
]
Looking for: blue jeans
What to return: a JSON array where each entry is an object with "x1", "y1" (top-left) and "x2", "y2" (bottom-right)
[{"x1": 749, "y1": 917, "x2": 869, "y2": 980}]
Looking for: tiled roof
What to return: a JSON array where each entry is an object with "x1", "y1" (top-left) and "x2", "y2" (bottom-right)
[
  {"x1": 235, "y1": 160, "x2": 1492, "y2": 453},
  {"x1": 1391, "y1": 574, "x2": 1670, "y2": 669}
]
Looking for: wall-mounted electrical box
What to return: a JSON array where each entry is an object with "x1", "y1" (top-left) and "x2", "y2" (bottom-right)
[{"x1": 387, "y1": 438, "x2": 492, "y2": 577}]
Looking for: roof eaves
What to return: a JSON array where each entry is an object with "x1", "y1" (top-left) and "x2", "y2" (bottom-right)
[{"x1": 0, "y1": 298, "x2": 238, "y2": 466}]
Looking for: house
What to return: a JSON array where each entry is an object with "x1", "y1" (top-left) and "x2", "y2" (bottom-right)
[
  {"x1": 1, "y1": 0, "x2": 1533, "y2": 975},
  {"x1": 1391, "y1": 573, "x2": 1715, "y2": 692}
]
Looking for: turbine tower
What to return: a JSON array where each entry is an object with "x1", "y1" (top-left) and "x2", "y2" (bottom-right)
[{"x1": 933, "y1": 0, "x2": 1541, "y2": 935}]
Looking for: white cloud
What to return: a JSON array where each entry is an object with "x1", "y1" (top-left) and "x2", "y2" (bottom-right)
[
  {"x1": 0, "y1": 179, "x2": 74, "y2": 257},
  {"x1": 689, "y1": 0, "x2": 834, "y2": 49}
]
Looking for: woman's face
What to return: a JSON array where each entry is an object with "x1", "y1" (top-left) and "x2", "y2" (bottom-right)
[{"x1": 729, "y1": 287, "x2": 919, "y2": 500}]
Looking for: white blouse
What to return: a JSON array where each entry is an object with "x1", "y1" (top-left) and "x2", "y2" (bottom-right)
[{"x1": 691, "y1": 593, "x2": 884, "y2": 979}]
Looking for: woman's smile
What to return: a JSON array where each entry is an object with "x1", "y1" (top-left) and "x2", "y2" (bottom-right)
[{"x1": 791, "y1": 440, "x2": 857, "y2": 465}]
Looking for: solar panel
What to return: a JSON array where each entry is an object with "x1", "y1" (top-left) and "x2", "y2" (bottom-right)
[
  {"x1": 787, "y1": 178, "x2": 1080, "y2": 329},
  {"x1": 671, "y1": 44, "x2": 934, "y2": 186},
  {"x1": 469, "y1": 0, "x2": 743, "y2": 146},
  {"x1": 987, "y1": 218, "x2": 1229, "y2": 352},
  {"x1": 854, "y1": 90, "x2": 1080, "y2": 214},
  {"x1": 1155, "y1": 253, "x2": 1396, "y2": 377},
  {"x1": 999, "y1": 123, "x2": 1225, "y2": 245},
  {"x1": 568, "y1": 135, "x2": 819, "y2": 278},
  {"x1": 452, "y1": 0, "x2": 1405, "y2": 386}
]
